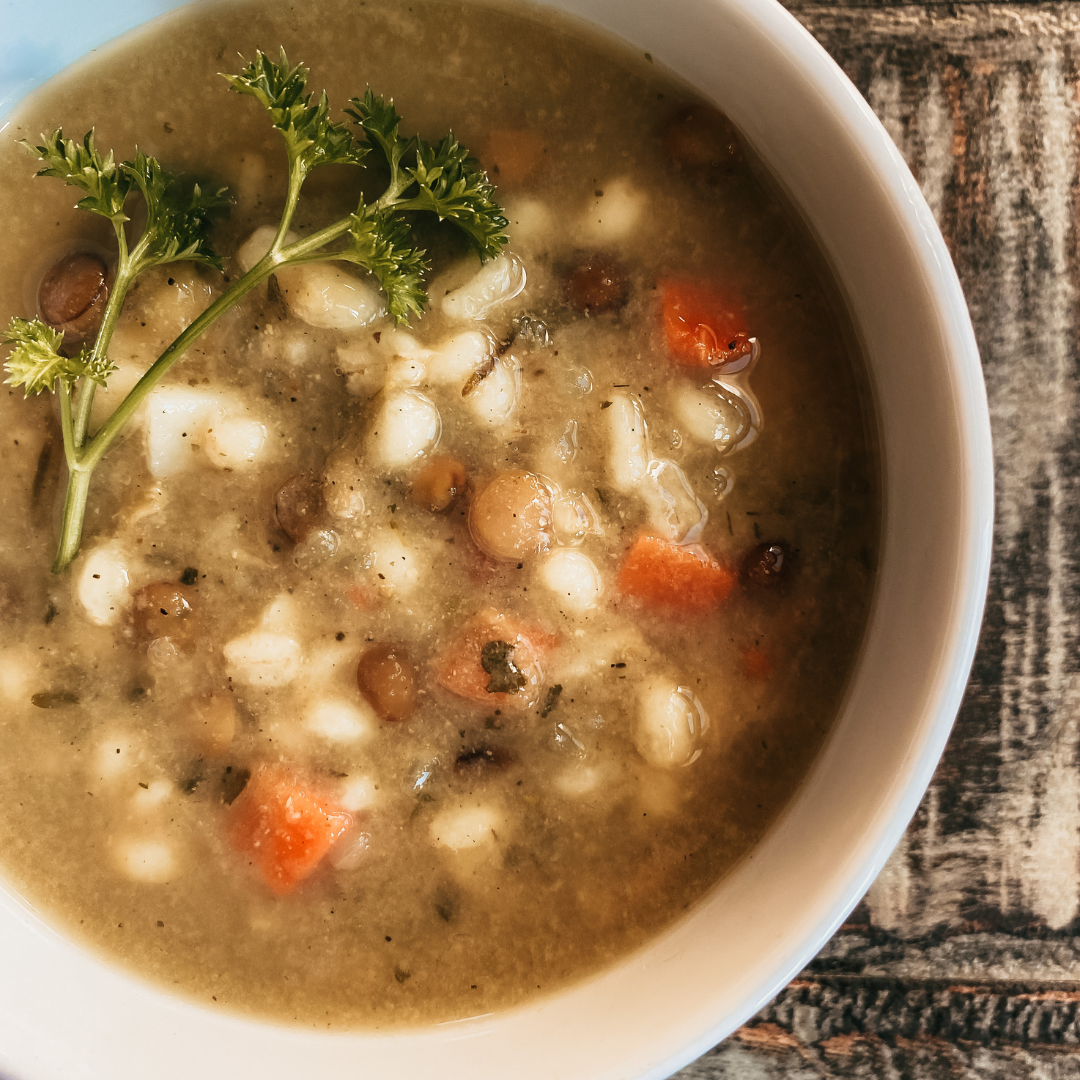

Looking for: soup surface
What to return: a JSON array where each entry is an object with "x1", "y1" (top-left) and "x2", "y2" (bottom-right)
[{"x1": 0, "y1": 0, "x2": 878, "y2": 1027}]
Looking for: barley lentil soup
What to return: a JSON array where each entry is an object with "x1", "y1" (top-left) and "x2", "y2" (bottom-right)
[{"x1": 0, "y1": 0, "x2": 878, "y2": 1027}]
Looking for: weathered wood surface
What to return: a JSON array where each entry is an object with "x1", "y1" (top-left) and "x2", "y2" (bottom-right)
[{"x1": 676, "y1": 3, "x2": 1080, "y2": 1076}]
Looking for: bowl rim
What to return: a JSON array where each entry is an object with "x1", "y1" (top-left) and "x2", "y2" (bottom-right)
[{"x1": 0, "y1": 1, "x2": 992, "y2": 1077}]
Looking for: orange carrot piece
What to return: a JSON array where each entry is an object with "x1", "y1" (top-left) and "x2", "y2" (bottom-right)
[
  {"x1": 660, "y1": 278, "x2": 752, "y2": 369},
  {"x1": 230, "y1": 767, "x2": 351, "y2": 894},
  {"x1": 616, "y1": 534, "x2": 736, "y2": 613},
  {"x1": 435, "y1": 608, "x2": 559, "y2": 709}
]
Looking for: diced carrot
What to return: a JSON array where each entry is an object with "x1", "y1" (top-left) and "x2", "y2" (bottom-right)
[
  {"x1": 230, "y1": 767, "x2": 352, "y2": 894},
  {"x1": 660, "y1": 278, "x2": 752, "y2": 369},
  {"x1": 739, "y1": 645, "x2": 773, "y2": 680},
  {"x1": 616, "y1": 534, "x2": 736, "y2": 613},
  {"x1": 435, "y1": 608, "x2": 559, "y2": 709}
]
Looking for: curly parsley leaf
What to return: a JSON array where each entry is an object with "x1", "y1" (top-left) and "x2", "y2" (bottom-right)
[
  {"x1": 223, "y1": 49, "x2": 367, "y2": 173},
  {"x1": 346, "y1": 96, "x2": 508, "y2": 260},
  {"x1": 402, "y1": 134, "x2": 509, "y2": 260},
  {"x1": 21, "y1": 129, "x2": 130, "y2": 221},
  {"x1": 346, "y1": 90, "x2": 408, "y2": 187},
  {"x1": 123, "y1": 152, "x2": 229, "y2": 269},
  {"x1": 2, "y1": 318, "x2": 115, "y2": 396},
  {"x1": 335, "y1": 204, "x2": 427, "y2": 325}
]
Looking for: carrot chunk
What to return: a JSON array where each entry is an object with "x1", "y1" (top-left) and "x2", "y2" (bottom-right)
[
  {"x1": 435, "y1": 608, "x2": 559, "y2": 709},
  {"x1": 660, "y1": 278, "x2": 753, "y2": 369},
  {"x1": 616, "y1": 534, "x2": 736, "y2": 613},
  {"x1": 230, "y1": 767, "x2": 351, "y2": 894}
]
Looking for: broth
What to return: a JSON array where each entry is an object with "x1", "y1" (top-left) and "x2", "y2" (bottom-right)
[{"x1": 0, "y1": 0, "x2": 878, "y2": 1027}]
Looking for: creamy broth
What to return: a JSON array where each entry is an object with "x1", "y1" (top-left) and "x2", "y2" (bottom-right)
[{"x1": 0, "y1": 0, "x2": 878, "y2": 1027}]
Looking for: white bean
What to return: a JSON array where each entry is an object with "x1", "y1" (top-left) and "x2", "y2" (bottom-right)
[
  {"x1": 552, "y1": 490, "x2": 602, "y2": 546},
  {"x1": 581, "y1": 177, "x2": 645, "y2": 242},
  {"x1": 430, "y1": 803, "x2": 502, "y2": 851},
  {"x1": 237, "y1": 224, "x2": 296, "y2": 273},
  {"x1": 203, "y1": 417, "x2": 267, "y2": 469},
  {"x1": 425, "y1": 330, "x2": 495, "y2": 386},
  {"x1": 641, "y1": 458, "x2": 709, "y2": 544},
  {"x1": 76, "y1": 542, "x2": 132, "y2": 627},
  {"x1": 369, "y1": 390, "x2": 441, "y2": 469},
  {"x1": 674, "y1": 382, "x2": 755, "y2": 454},
  {"x1": 276, "y1": 263, "x2": 386, "y2": 330},
  {"x1": 145, "y1": 385, "x2": 223, "y2": 478},
  {"x1": 635, "y1": 681, "x2": 709, "y2": 768},
  {"x1": 466, "y1": 354, "x2": 520, "y2": 425},
  {"x1": 338, "y1": 331, "x2": 432, "y2": 394},
  {"x1": 131, "y1": 779, "x2": 174, "y2": 809},
  {"x1": 441, "y1": 253, "x2": 526, "y2": 321},
  {"x1": 362, "y1": 527, "x2": 421, "y2": 596},
  {"x1": 260, "y1": 594, "x2": 300, "y2": 634},
  {"x1": 223, "y1": 630, "x2": 302, "y2": 687},
  {"x1": 330, "y1": 830, "x2": 372, "y2": 871},
  {"x1": 304, "y1": 698, "x2": 376, "y2": 744},
  {"x1": 540, "y1": 549, "x2": 603, "y2": 612},
  {"x1": 323, "y1": 451, "x2": 369, "y2": 521},
  {"x1": 88, "y1": 361, "x2": 143, "y2": 437},
  {"x1": 115, "y1": 839, "x2": 176, "y2": 884},
  {"x1": 0, "y1": 645, "x2": 34, "y2": 701},
  {"x1": 338, "y1": 775, "x2": 379, "y2": 812},
  {"x1": 502, "y1": 199, "x2": 553, "y2": 248},
  {"x1": 606, "y1": 393, "x2": 650, "y2": 492},
  {"x1": 555, "y1": 765, "x2": 612, "y2": 797},
  {"x1": 90, "y1": 733, "x2": 145, "y2": 782}
]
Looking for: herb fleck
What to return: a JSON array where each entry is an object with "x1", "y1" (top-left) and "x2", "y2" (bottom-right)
[
  {"x1": 31, "y1": 690, "x2": 79, "y2": 708},
  {"x1": 221, "y1": 765, "x2": 251, "y2": 805},
  {"x1": 539, "y1": 684, "x2": 563, "y2": 718},
  {"x1": 480, "y1": 640, "x2": 528, "y2": 693}
]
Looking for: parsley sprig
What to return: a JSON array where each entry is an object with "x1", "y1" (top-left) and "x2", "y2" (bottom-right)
[
  {"x1": 1, "y1": 319, "x2": 114, "y2": 396},
  {"x1": 2, "y1": 50, "x2": 508, "y2": 573}
]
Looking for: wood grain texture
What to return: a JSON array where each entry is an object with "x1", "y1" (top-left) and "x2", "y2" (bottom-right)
[{"x1": 674, "y1": 3, "x2": 1080, "y2": 1076}]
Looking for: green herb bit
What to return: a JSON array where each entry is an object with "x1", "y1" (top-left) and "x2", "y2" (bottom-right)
[
  {"x1": 480, "y1": 640, "x2": 528, "y2": 694},
  {"x1": 1, "y1": 319, "x2": 113, "y2": 396},
  {"x1": 2, "y1": 48, "x2": 509, "y2": 575}
]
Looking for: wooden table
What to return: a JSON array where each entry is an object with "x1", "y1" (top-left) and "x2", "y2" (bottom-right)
[{"x1": 677, "y1": 3, "x2": 1080, "y2": 1076}]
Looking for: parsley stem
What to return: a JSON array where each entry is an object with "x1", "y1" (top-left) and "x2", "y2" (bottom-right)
[
  {"x1": 50, "y1": 211, "x2": 362, "y2": 573},
  {"x1": 71, "y1": 255, "x2": 137, "y2": 449},
  {"x1": 82, "y1": 216, "x2": 353, "y2": 473},
  {"x1": 52, "y1": 465, "x2": 93, "y2": 575},
  {"x1": 272, "y1": 160, "x2": 306, "y2": 251},
  {"x1": 58, "y1": 381, "x2": 76, "y2": 471}
]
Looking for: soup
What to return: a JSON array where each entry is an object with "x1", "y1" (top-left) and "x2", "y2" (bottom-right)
[{"x1": 0, "y1": 0, "x2": 878, "y2": 1027}]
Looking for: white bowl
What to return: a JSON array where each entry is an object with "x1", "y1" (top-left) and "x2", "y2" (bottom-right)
[{"x1": 0, "y1": 1, "x2": 992, "y2": 1077}]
